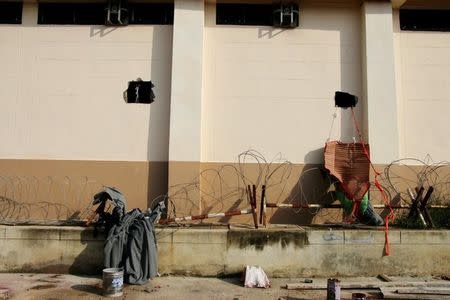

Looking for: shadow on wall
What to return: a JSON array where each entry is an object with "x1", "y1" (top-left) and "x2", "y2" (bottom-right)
[
  {"x1": 255, "y1": 4, "x2": 365, "y2": 225},
  {"x1": 269, "y1": 148, "x2": 337, "y2": 225},
  {"x1": 254, "y1": 3, "x2": 364, "y2": 142},
  {"x1": 147, "y1": 26, "x2": 172, "y2": 210},
  {"x1": 90, "y1": 26, "x2": 118, "y2": 37},
  {"x1": 69, "y1": 229, "x2": 104, "y2": 275},
  {"x1": 258, "y1": 28, "x2": 287, "y2": 39},
  {"x1": 87, "y1": 24, "x2": 172, "y2": 210}
]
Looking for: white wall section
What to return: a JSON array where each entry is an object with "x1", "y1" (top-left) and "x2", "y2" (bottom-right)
[
  {"x1": 0, "y1": 3, "x2": 173, "y2": 161},
  {"x1": 394, "y1": 9, "x2": 450, "y2": 162},
  {"x1": 202, "y1": 1, "x2": 363, "y2": 164},
  {"x1": 1, "y1": 0, "x2": 449, "y2": 166},
  {"x1": 169, "y1": 0, "x2": 204, "y2": 162},
  {"x1": 362, "y1": 0, "x2": 399, "y2": 164}
]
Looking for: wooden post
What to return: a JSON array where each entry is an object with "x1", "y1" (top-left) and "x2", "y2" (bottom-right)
[
  {"x1": 420, "y1": 186, "x2": 435, "y2": 228},
  {"x1": 259, "y1": 185, "x2": 265, "y2": 225},
  {"x1": 261, "y1": 185, "x2": 267, "y2": 227},
  {"x1": 250, "y1": 184, "x2": 258, "y2": 229},
  {"x1": 407, "y1": 187, "x2": 426, "y2": 227}
]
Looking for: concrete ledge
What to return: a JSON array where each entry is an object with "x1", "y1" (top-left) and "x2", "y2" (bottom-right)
[
  {"x1": 0, "y1": 226, "x2": 449, "y2": 277},
  {"x1": 401, "y1": 230, "x2": 450, "y2": 245},
  {"x1": 344, "y1": 230, "x2": 401, "y2": 245},
  {"x1": 0, "y1": 226, "x2": 104, "y2": 274}
]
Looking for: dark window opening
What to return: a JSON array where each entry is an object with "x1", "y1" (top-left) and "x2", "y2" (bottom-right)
[
  {"x1": 38, "y1": 2, "x2": 174, "y2": 25},
  {"x1": 400, "y1": 9, "x2": 450, "y2": 32},
  {"x1": 216, "y1": 3, "x2": 272, "y2": 26},
  {"x1": 0, "y1": 2, "x2": 23, "y2": 24},
  {"x1": 77, "y1": 4, "x2": 106, "y2": 25},
  {"x1": 38, "y1": 3, "x2": 105, "y2": 25},
  {"x1": 130, "y1": 3, "x2": 173, "y2": 24}
]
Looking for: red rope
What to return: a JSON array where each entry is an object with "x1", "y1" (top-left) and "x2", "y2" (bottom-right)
[{"x1": 351, "y1": 108, "x2": 395, "y2": 256}]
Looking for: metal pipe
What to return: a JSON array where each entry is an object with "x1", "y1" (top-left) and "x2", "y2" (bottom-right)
[
  {"x1": 160, "y1": 208, "x2": 254, "y2": 224},
  {"x1": 265, "y1": 202, "x2": 449, "y2": 209}
]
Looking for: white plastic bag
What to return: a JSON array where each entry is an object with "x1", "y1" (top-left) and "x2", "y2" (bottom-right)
[{"x1": 243, "y1": 265, "x2": 271, "y2": 288}]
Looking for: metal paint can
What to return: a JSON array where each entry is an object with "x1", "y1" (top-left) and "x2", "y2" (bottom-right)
[
  {"x1": 103, "y1": 268, "x2": 124, "y2": 297},
  {"x1": 352, "y1": 293, "x2": 367, "y2": 300},
  {"x1": 327, "y1": 278, "x2": 341, "y2": 300}
]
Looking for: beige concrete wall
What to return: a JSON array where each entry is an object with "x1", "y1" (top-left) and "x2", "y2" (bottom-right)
[
  {"x1": 2, "y1": 1, "x2": 450, "y2": 223},
  {"x1": 0, "y1": 3, "x2": 172, "y2": 162},
  {"x1": 202, "y1": 1, "x2": 363, "y2": 164},
  {"x1": 169, "y1": 0, "x2": 204, "y2": 163},
  {"x1": 393, "y1": 9, "x2": 450, "y2": 162},
  {"x1": 0, "y1": 159, "x2": 168, "y2": 219},
  {"x1": 362, "y1": 1, "x2": 399, "y2": 164},
  {"x1": 1, "y1": 226, "x2": 449, "y2": 277},
  {"x1": 168, "y1": 159, "x2": 450, "y2": 224},
  {"x1": 167, "y1": 161, "x2": 342, "y2": 224}
]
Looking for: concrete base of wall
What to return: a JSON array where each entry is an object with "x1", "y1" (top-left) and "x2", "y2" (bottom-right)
[{"x1": 0, "y1": 225, "x2": 448, "y2": 277}]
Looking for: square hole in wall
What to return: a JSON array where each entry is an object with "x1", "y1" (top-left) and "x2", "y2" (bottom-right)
[{"x1": 126, "y1": 80, "x2": 155, "y2": 104}]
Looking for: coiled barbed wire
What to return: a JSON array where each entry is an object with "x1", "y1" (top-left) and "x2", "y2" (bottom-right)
[
  {"x1": 380, "y1": 155, "x2": 450, "y2": 206},
  {"x1": 0, "y1": 176, "x2": 102, "y2": 225},
  {"x1": 157, "y1": 150, "x2": 450, "y2": 225},
  {"x1": 1, "y1": 152, "x2": 448, "y2": 226},
  {"x1": 153, "y1": 149, "x2": 340, "y2": 224}
]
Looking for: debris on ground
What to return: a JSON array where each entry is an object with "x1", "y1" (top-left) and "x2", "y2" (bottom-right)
[
  {"x1": 377, "y1": 274, "x2": 393, "y2": 282},
  {"x1": 0, "y1": 287, "x2": 9, "y2": 300},
  {"x1": 380, "y1": 287, "x2": 450, "y2": 299},
  {"x1": 144, "y1": 285, "x2": 161, "y2": 293},
  {"x1": 30, "y1": 284, "x2": 57, "y2": 290},
  {"x1": 243, "y1": 266, "x2": 271, "y2": 288},
  {"x1": 286, "y1": 277, "x2": 450, "y2": 299}
]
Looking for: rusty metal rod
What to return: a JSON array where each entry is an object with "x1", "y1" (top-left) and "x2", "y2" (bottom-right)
[
  {"x1": 250, "y1": 185, "x2": 258, "y2": 229},
  {"x1": 262, "y1": 185, "x2": 267, "y2": 226},
  {"x1": 407, "y1": 187, "x2": 427, "y2": 226},
  {"x1": 259, "y1": 185, "x2": 265, "y2": 225},
  {"x1": 420, "y1": 186, "x2": 435, "y2": 228}
]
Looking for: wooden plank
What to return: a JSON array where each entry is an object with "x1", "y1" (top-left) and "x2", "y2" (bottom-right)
[
  {"x1": 378, "y1": 274, "x2": 392, "y2": 282},
  {"x1": 246, "y1": 185, "x2": 252, "y2": 205},
  {"x1": 259, "y1": 185, "x2": 265, "y2": 225},
  {"x1": 286, "y1": 283, "x2": 378, "y2": 290},
  {"x1": 381, "y1": 287, "x2": 450, "y2": 299},
  {"x1": 420, "y1": 186, "x2": 435, "y2": 228},
  {"x1": 407, "y1": 187, "x2": 427, "y2": 226},
  {"x1": 396, "y1": 288, "x2": 450, "y2": 295},
  {"x1": 250, "y1": 185, "x2": 258, "y2": 229},
  {"x1": 286, "y1": 282, "x2": 450, "y2": 290}
]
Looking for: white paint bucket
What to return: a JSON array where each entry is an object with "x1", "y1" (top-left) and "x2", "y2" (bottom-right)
[{"x1": 103, "y1": 268, "x2": 124, "y2": 297}]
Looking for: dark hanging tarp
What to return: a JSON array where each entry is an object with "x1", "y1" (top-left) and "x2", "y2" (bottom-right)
[{"x1": 93, "y1": 187, "x2": 165, "y2": 285}]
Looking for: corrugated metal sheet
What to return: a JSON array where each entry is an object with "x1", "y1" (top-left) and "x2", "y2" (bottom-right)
[{"x1": 324, "y1": 141, "x2": 370, "y2": 201}]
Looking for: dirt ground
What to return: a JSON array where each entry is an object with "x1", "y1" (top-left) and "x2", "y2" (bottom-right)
[{"x1": 0, "y1": 273, "x2": 445, "y2": 300}]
